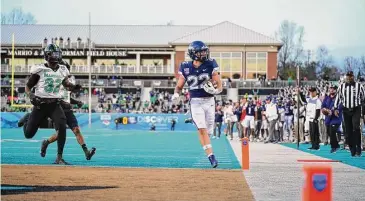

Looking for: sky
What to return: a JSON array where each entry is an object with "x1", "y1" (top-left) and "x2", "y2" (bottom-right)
[{"x1": 1, "y1": 0, "x2": 365, "y2": 58}]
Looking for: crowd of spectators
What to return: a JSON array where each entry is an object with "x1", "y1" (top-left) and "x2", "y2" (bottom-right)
[{"x1": 70, "y1": 88, "x2": 190, "y2": 114}]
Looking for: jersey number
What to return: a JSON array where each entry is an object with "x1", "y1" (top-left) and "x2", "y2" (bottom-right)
[
  {"x1": 44, "y1": 78, "x2": 62, "y2": 93},
  {"x1": 248, "y1": 107, "x2": 252, "y2": 114},
  {"x1": 187, "y1": 73, "x2": 210, "y2": 90}
]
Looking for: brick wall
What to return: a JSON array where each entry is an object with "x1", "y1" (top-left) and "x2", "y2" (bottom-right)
[
  {"x1": 267, "y1": 52, "x2": 278, "y2": 79},
  {"x1": 174, "y1": 51, "x2": 185, "y2": 77}
]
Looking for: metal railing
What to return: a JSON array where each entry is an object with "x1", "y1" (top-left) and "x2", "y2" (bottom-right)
[
  {"x1": 1, "y1": 64, "x2": 172, "y2": 74},
  {"x1": 1, "y1": 79, "x2": 334, "y2": 89},
  {"x1": 235, "y1": 80, "x2": 326, "y2": 88}
]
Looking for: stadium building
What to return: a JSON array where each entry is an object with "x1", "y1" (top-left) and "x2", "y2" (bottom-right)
[
  {"x1": 1, "y1": 21, "x2": 281, "y2": 79},
  {"x1": 1, "y1": 21, "x2": 284, "y2": 102}
]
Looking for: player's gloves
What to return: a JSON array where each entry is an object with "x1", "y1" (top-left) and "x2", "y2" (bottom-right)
[
  {"x1": 203, "y1": 81, "x2": 221, "y2": 95},
  {"x1": 29, "y1": 93, "x2": 42, "y2": 106},
  {"x1": 172, "y1": 93, "x2": 180, "y2": 101}
]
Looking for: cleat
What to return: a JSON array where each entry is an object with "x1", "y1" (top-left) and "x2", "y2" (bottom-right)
[
  {"x1": 208, "y1": 154, "x2": 218, "y2": 168},
  {"x1": 86, "y1": 147, "x2": 96, "y2": 160},
  {"x1": 18, "y1": 113, "x2": 30, "y2": 127},
  {"x1": 40, "y1": 140, "x2": 49, "y2": 157},
  {"x1": 53, "y1": 158, "x2": 70, "y2": 165}
]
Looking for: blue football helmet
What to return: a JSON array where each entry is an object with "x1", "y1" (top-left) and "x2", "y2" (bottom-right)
[{"x1": 187, "y1": 41, "x2": 209, "y2": 61}]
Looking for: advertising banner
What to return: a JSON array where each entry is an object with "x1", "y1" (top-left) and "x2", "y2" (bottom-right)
[{"x1": 1, "y1": 112, "x2": 197, "y2": 131}]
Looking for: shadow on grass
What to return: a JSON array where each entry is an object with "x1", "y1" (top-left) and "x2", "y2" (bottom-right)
[{"x1": 1, "y1": 184, "x2": 118, "y2": 195}]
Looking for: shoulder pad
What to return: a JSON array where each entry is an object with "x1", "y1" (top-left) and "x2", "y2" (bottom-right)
[
  {"x1": 180, "y1": 61, "x2": 191, "y2": 67},
  {"x1": 59, "y1": 65, "x2": 70, "y2": 77},
  {"x1": 59, "y1": 64, "x2": 67, "y2": 71},
  {"x1": 30, "y1": 64, "x2": 48, "y2": 74}
]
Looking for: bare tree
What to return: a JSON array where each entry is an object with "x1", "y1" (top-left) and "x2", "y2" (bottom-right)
[
  {"x1": 275, "y1": 20, "x2": 305, "y2": 70},
  {"x1": 316, "y1": 45, "x2": 335, "y2": 79},
  {"x1": 344, "y1": 56, "x2": 359, "y2": 72},
  {"x1": 316, "y1": 45, "x2": 333, "y2": 71},
  {"x1": 360, "y1": 55, "x2": 365, "y2": 73},
  {"x1": 1, "y1": 13, "x2": 7, "y2": 24},
  {"x1": 304, "y1": 50, "x2": 312, "y2": 66},
  {"x1": 1, "y1": 8, "x2": 37, "y2": 24}
]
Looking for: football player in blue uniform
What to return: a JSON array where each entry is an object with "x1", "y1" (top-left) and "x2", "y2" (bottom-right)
[
  {"x1": 172, "y1": 41, "x2": 223, "y2": 168},
  {"x1": 244, "y1": 95, "x2": 256, "y2": 141}
]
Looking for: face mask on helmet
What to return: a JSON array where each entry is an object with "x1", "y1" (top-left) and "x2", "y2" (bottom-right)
[
  {"x1": 188, "y1": 41, "x2": 210, "y2": 62},
  {"x1": 44, "y1": 44, "x2": 62, "y2": 65},
  {"x1": 194, "y1": 49, "x2": 209, "y2": 61},
  {"x1": 46, "y1": 51, "x2": 61, "y2": 63}
]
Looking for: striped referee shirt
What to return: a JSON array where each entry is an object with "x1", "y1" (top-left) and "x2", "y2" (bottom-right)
[{"x1": 334, "y1": 82, "x2": 365, "y2": 109}]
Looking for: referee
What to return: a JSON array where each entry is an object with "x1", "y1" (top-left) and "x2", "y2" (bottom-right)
[{"x1": 334, "y1": 71, "x2": 364, "y2": 157}]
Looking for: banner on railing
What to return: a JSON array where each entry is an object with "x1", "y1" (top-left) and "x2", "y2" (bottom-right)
[
  {"x1": 3, "y1": 49, "x2": 128, "y2": 57},
  {"x1": 0, "y1": 112, "x2": 198, "y2": 131}
]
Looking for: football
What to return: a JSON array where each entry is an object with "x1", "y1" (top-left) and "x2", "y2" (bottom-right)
[{"x1": 209, "y1": 80, "x2": 218, "y2": 88}]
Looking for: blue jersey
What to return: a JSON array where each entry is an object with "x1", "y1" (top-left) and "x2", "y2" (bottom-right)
[
  {"x1": 178, "y1": 59, "x2": 219, "y2": 98},
  {"x1": 261, "y1": 104, "x2": 266, "y2": 111},
  {"x1": 246, "y1": 104, "x2": 256, "y2": 116},
  {"x1": 277, "y1": 105, "x2": 285, "y2": 111},
  {"x1": 284, "y1": 103, "x2": 294, "y2": 115}
]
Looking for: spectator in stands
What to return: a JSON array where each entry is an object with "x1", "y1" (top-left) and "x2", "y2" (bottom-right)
[
  {"x1": 227, "y1": 77, "x2": 232, "y2": 88},
  {"x1": 223, "y1": 101, "x2": 234, "y2": 140},
  {"x1": 255, "y1": 101, "x2": 263, "y2": 141},
  {"x1": 265, "y1": 96, "x2": 279, "y2": 143},
  {"x1": 321, "y1": 85, "x2": 342, "y2": 153},
  {"x1": 213, "y1": 105, "x2": 224, "y2": 139},
  {"x1": 233, "y1": 102, "x2": 243, "y2": 139}
]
